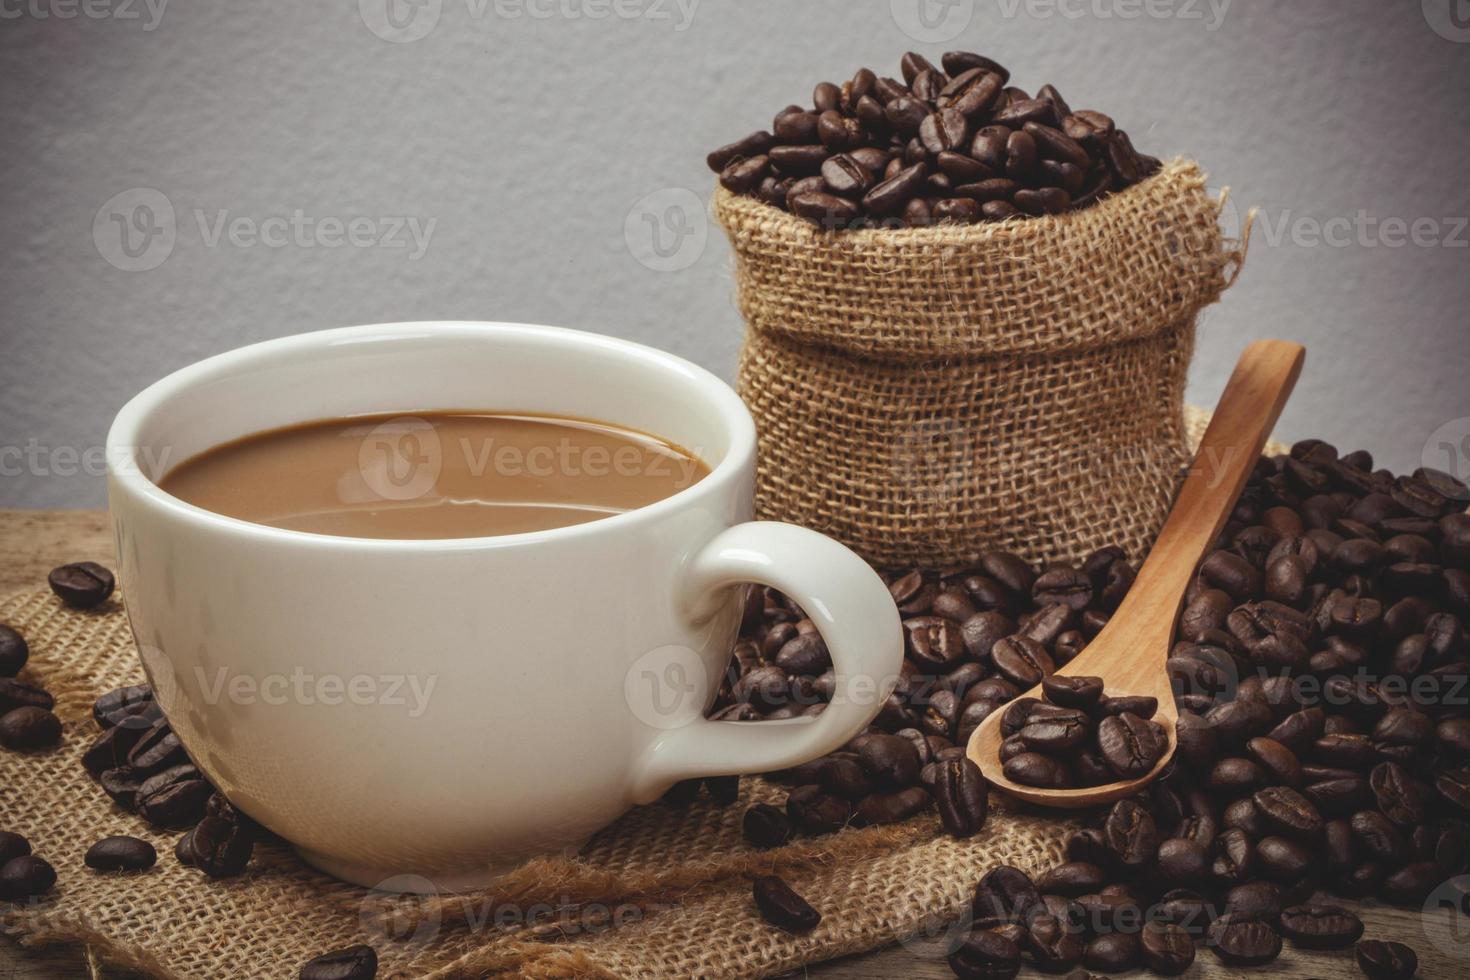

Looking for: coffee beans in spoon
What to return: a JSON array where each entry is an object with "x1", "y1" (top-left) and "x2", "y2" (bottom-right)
[
  {"x1": 708, "y1": 49, "x2": 1161, "y2": 228},
  {"x1": 997, "y1": 677, "x2": 1168, "y2": 788}
]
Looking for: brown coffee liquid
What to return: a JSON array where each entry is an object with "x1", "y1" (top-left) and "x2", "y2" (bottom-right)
[{"x1": 159, "y1": 412, "x2": 710, "y2": 539}]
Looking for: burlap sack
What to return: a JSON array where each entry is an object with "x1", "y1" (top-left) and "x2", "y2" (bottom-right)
[
  {"x1": 1, "y1": 411, "x2": 1260, "y2": 980},
  {"x1": 717, "y1": 158, "x2": 1249, "y2": 570}
]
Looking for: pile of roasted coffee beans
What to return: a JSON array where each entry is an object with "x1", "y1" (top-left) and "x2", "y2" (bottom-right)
[
  {"x1": 999, "y1": 677, "x2": 1169, "y2": 789},
  {"x1": 1, "y1": 564, "x2": 379, "y2": 980},
  {"x1": 80, "y1": 682, "x2": 260, "y2": 878},
  {"x1": 727, "y1": 446, "x2": 1469, "y2": 977},
  {"x1": 707, "y1": 50, "x2": 1160, "y2": 229}
]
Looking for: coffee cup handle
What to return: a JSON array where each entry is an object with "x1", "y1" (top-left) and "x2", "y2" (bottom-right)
[{"x1": 629, "y1": 521, "x2": 903, "y2": 803}]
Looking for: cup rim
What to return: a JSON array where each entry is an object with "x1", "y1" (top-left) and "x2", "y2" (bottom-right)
[{"x1": 106, "y1": 321, "x2": 756, "y2": 551}]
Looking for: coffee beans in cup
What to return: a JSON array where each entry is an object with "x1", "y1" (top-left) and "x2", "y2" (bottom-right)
[{"x1": 708, "y1": 49, "x2": 1160, "y2": 229}]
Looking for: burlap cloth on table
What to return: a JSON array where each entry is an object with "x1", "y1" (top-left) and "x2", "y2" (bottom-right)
[
  {"x1": 718, "y1": 158, "x2": 1252, "y2": 571},
  {"x1": 0, "y1": 410, "x2": 1266, "y2": 980}
]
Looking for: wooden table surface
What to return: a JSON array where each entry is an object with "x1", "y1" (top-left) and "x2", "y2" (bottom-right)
[{"x1": 1, "y1": 509, "x2": 1463, "y2": 979}]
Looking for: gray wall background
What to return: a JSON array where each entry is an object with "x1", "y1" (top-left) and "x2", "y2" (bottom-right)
[{"x1": 2, "y1": 0, "x2": 1468, "y2": 507}]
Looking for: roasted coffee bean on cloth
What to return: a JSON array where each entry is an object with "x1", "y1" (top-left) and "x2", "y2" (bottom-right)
[
  {"x1": 708, "y1": 49, "x2": 1160, "y2": 228},
  {"x1": 721, "y1": 443, "x2": 1469, "y2": 974}
]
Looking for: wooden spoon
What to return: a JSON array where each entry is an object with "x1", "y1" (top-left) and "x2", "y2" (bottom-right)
[{"x1": 966, "y1": 339, "x2": 1306, "y2": 808}]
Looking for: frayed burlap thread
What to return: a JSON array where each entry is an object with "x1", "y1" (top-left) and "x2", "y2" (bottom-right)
[
  {"x1": 717, "y1": 158, "x2": 1247, "y2": 570},
  {"x1": 0, "y1": 415, "x2": 1268, "y2": 980}
]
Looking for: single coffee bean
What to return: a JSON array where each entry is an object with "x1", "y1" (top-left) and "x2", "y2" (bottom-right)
[
  {"x1": 768, "y1": 143, "x2": 829, "y2": 176},
  {"x1": 753, "y1": 874, "x2": 821, "y2": 934},
  {"x1": 856, "y1": 733, "x2": 922, "y2": 790},
  {"x1": 706, "y1": 130, "x2": 773, "y2": 172},
  {"x1": 1025, "y1": 912, "x2": 1085, "y2": 972},
  {"x1": 0, "y1": 679, "x2": 53, "y2": 715},
  {"x1": 972, "y1": 865, "x2": 1042, "y2": 927},
  {"x1": 1380, "y1": 860, "x2": 1442, "y2": 905},
  {"x1": 789, "y1": 191, "x2": 859, "y2": 228},
  {"x1": 191, "y1": 814, "x2": 254, "y2": 878},
  {"x1": 1155, "y1": 838, "x2": 1209, "y2": 885},
  {"x1": 1004, "y1": 130, "x2": 1037, "y2": 178},
  {"x1": 1355, "y1": 940, "x2": 1418, "y2": 980},
  {"x1": 82, "y1": 724, "x2": 147, "y2": 779},
  {"x1": 175, "y1": 827, "x2": 198, "y2": 866},
  {"x1": 933, "y1": 757, "x2": 989, "y2": 838},
  {"x1": 99, "y1": 767, "x2": 144, "y2": 811},
  {"x1": 92, "y1": 684, "x2": 157, "y2": 731},
  {"x1": 948, "y1": 928, "x2": 1021, "y2": 980},
  {"x1": 0, "y1": 854, "x2": 56, "y2": 901},
  {"x1": 137, "y1": 764, "x2": 213, "y2": 829},
  {"x1": 742, "y1": 803, "x2": 793, "y2": 848},
  {"x1": 0, "y1": 625, "x2": 27, "y2": 676},
  {"x1": 48, "y1": 561, "x2": 115, "y2": 608},
  {"x1": 1278, "y1": 904, "x2": 1364, "y2": 949},
  {"x1": 932, "y1": 197, "x2": 981, "y2": 224},
  {"x1": 1041, "y1": 675, "x2": 1103, "y2": 709},
  {"x1": 0, "y1": 706, "x2": 61, "y2": 750},
  {"x1": 1253, "y1": 785, "x2": 1323, "y2": 838},
  {"x1": 126, "y1": 719, "x2": 187, "y2": 776},
  {"x1": 1019, "y1": 713, "x2": 1090, "y2": 753},
  {"x1": 862, "y1": 162, "x2": 927, "y2": 216},
  {"x1": 84, "y1": 835, "x2": 157, "y2": 872},
  {"x1": 855, "y1": 786, "x2": 931, "y2": 825},
  {"x1": 1095, "y1": 694, "x2": 1158, "y2": 719},
  {"x1": 1207, "y1": 913, "x2": 1282, "y2": 965},
  {"x1": 1036, "y1": 862, "x2": 1105, "y2": 897},
  {"x1": 786, "y1": 784, "x2": 850, "y2": 834},
  {"x1": 1096, "y1": 712, "x2": 1166, "y2": 778},
  {"x1": 299, "y1": 944, "x2": 379, "y2": 980},
  {"x1": 1103, "y1": 799, "x2": 1159, "y2": 868},
  {"x1": 1082, "y1": 931, "x2": 1140, "y2": 973},
  {"x1": 991, "y1": 635, "x2": 1053, "y2": 687},
  {"x1": 1004, "y1": 752, "x2": 1071, "y2": 788},
  {"x1": 1370, "y1": 760, "x2": 1429, "y2": 826},
  {"x1": 1140, "y1": 920, "x2": 1195, "y2": 975}
]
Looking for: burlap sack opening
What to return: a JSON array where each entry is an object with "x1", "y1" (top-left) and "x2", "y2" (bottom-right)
[
  {"x1": 717, "y1": 158, "x2": 1248, "y2": 569},
  {"x1": 1, "y1": 412, "x2": 1269, "y2": 979}
]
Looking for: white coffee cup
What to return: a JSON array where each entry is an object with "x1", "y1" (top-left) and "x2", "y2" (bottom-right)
[{"x1": 106, "y1": 321, "x2": 902, "y2": 892}]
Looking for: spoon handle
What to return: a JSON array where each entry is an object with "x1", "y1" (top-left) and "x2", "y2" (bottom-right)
[{"x1": 1118, "y1": 339, "x2": 1305, "y2": 626}]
